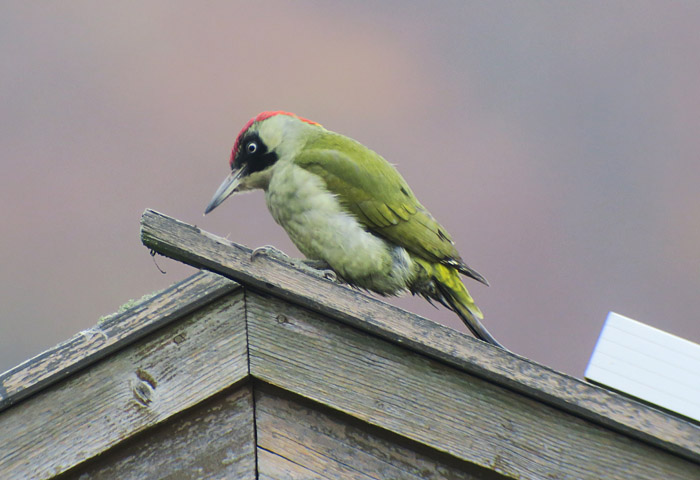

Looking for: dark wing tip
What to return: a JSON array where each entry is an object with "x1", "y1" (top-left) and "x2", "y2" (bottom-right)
[{"x1": 445, "y1": 259, "x2": 490, "y2": 286}]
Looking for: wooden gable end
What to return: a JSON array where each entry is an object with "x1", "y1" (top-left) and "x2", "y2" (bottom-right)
[{"x1": 0, "y1": 210, "x2": 698, "y2": 479}]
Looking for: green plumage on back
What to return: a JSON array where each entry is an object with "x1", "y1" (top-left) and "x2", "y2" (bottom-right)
[
  {"x1": 295, "y1": 132, "x2": 486, "y2": 282},
  {"x1": 295, "y1": 135, "x2": 452, "y2": 258},
  {"x1": 294, "y1": 131, "x2": 499, "y2": 344}
]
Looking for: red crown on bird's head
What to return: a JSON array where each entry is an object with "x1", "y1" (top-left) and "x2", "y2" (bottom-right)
[{"x1": 230, "y1": 111, "x2": 320, "y2": 167}]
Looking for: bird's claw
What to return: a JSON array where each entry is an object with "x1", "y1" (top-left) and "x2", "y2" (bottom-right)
[
  {"x1": 321, "y1": 269, "x2": 338, "y2": 282},
  {"x1": 302, "y1": 265, "x2": 340, "y2": 283},
  {"x1": 251, "y1": 245, "x2": 290, "y2": 262},
  {"x1": 251, "y1": 245, "x2": 340, "y2": 283},
  {"x1": 301, "y1": 259, "x2": 339, "y2": 282}
]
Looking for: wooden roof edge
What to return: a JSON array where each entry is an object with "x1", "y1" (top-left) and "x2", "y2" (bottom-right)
[
  {"x1": 0, "y1": 270, "x2": 239, "y2": 413},
  {"x1": 140, "y1": 208, "x2": 700, "y2": 463}
]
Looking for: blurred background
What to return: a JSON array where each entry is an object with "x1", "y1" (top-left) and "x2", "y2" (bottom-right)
[{"x1": 1, "y1": 1, "x2": 699, "y2": 376}]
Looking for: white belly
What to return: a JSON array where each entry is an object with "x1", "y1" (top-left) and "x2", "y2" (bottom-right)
[{"x1": 265, "y1": 162, "x2": 413, "y2": 293}]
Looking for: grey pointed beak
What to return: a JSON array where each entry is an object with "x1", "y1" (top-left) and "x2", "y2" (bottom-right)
[{"x1": 204, "y1": 166, "x2": 247, "y2": 214}]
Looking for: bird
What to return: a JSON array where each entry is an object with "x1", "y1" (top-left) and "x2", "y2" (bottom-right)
[{"x1": 205, "y1": 111, "x2": 502, "y2": 348}]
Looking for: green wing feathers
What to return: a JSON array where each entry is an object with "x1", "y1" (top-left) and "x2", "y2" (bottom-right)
[{"x1": 295, "y1": 134, "x2": 481, "y2": 273}]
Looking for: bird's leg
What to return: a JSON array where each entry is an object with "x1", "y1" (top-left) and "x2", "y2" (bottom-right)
[
  {"x1": 251, "y1": 245, "x2": 340, "y2": 283},
  {"x1": 301, "y1": 259, "x2": 331, "y2": 269}
]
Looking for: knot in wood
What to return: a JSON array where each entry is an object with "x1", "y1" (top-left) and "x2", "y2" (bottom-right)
[{"x1": 132, "y1": 368, "x2": 157, "y2": 406}]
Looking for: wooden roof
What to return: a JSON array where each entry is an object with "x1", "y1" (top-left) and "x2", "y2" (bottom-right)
[{"x1": 0, "y1": 209, "x2": 698, "y2": 479}]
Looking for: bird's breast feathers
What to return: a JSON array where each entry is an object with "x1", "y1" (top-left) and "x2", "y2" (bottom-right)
[{"x1": 265, "y1": 161, "x2": 413, "y2": 293}]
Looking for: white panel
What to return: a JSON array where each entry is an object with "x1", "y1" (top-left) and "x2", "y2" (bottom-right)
[{"x1": 585, "y1": 312, "x2": 700, "y2": 422}]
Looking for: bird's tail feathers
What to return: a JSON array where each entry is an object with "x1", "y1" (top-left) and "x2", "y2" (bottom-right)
[{"x1": 418, "y1": 261, "x2": 503, "y2": 348}]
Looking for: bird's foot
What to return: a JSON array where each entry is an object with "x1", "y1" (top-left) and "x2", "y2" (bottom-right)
[
  {"x1": 251, "y1": 246, "x2": 340, "y2": 283},
  {"x1": 301, "y1": 264, "x2": 340, "y2": 283},
  {"x1": 251, "y1": 245, "x2": 290, "y2": 262},
  {"x1": 301, "y1": 259, "x2": 339, "y2": 282}
]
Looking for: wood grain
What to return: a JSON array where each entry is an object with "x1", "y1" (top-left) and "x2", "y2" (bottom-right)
[
  {"x1": 0, "y1": 270, "x2": 238, "y2": 412},
  {"x1": 60, "y1": 385, "x2": 257, "y2": 480},
  {"x1": 258, "y1": 448, "x2": 329, "y2": 480},
  {"x1": 0, "y1": 292, "x2": 247, "y2": 480},
  {"x1": 247, "y1": 292, "x2": 700, "y2": 480},
  {"x1": 140, "y1": 208, "x2": 700, "y2": 464},
  {"x1": 256, "y1": 384, "x2": 493, "y2": 480}
]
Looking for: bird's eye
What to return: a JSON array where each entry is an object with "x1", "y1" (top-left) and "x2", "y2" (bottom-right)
[{"x1": 246, "y1": 142, "x2": 257, "y2": 154}]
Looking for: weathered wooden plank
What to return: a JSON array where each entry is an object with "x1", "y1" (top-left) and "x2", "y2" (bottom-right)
[
  {"x1": 140, "y1": 209, "x2": 700, "y2": 463},
  {"x1": 0, "y1": 292, "x2": 247, "y2": 480},
  {"x1": 258, "y1": 449, "x2": 329, "y2": 480},
  {"x1": 247, "y1": 292, "x2": 700, "y2": 480},
  {"x1": 0, "y1": 270, "x2": 238, "y2": 412},
  {"x1": 256, "y1": 385, "x2": 490, "y2": 480},
  {"x1": 60, "y1": 384, "x2": 256, "y2": 480}
]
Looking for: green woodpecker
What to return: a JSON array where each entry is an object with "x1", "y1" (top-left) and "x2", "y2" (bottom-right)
[{"x1": 205, "y1": 111, "x2": 501, "y2": 347}]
